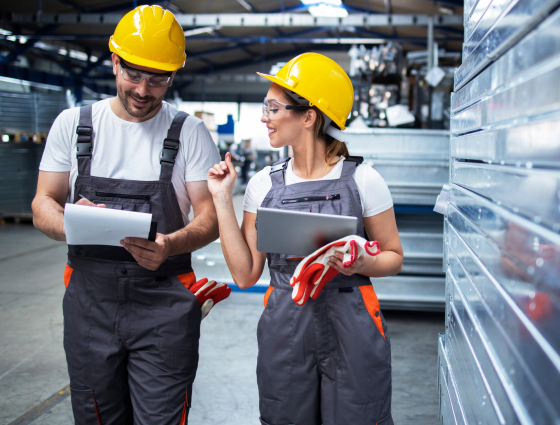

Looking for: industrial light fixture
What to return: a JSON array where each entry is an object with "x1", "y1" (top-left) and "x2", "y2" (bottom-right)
[
  {"x1": 301, "y1": 0, "x2": 341, "y2": 4},
  {"x1": 236, "y1": 0, "x2": 254, "y2": 11},
  {"x1": 438, "y1": 6, "x2": 454, "y2": 15},
  {"x1": 301, "y1": 0, "x2": 348, "y2": 18},
  {"x1": 184, "y1": 26, "x2": 222, "y2": 37},
  {"x1": 308, "y1": 4, "x2": 348, "y2": 17}
]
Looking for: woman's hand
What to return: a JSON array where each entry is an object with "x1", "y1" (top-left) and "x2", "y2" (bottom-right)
[
  {"x1": 327, "y1": 209, "x2": 404, "y2": 278},
  {"x1": 328, "y1": 251, "x2": 373, "y2": 276},
  {"x1": 208, "y1": 152, "x2": 237, "y2": 202}
]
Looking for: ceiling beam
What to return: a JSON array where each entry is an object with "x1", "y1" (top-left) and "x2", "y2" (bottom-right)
[
  {"x1": 6, "y1": 13, "x2": 463, "y2": 28},
  {"x1": 183, "y1": 35, "x2": 457, "y2": 44},
  {"x1": 0, "y1": 32, "x2": 463, "y2": 42}
]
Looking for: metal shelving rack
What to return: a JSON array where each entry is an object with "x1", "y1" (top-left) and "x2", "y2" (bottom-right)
[
  {"x1": 438, "y1": 0, "x2": 560, "y2": 423},
  {"x1": 347, "y1": 128, "x2": 449, "y2": 311}
]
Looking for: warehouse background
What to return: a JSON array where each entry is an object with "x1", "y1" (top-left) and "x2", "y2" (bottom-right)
[{"x1": 0, "y1": 0, "x2": 559, "y2": 424}]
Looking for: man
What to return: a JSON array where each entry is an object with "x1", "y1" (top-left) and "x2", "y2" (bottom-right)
[
  {"x1": 239, "y1": 139, "x2": 255, "y2": 184},
  {"x1": 32, "y1": 5, "x2": 222, "y2": 424}
]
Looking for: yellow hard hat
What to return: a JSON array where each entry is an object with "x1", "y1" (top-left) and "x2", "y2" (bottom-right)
[
  {"x1": 109, "y1": 5, "x2": 186, "y2": 72},
  {"x1": 257, "y1": 53, "x2": 353, "y2": 130}
]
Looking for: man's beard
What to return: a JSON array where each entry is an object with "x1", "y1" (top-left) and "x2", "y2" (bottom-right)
[{"x1": 116, "y1": 81, "x2": 168, "y2": 118}]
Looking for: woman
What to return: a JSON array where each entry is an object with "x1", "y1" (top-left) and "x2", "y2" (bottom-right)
[{"x1": 208, "y1": 53, "x2": 403, "y2": 425}]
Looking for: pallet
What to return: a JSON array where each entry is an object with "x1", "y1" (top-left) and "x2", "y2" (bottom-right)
[
  {"x1": 1, "y1": 133, "x2": 47, "y2": 143},
  {"x1": 0, "y1": 216, "x2": 34, "y2": 224}
]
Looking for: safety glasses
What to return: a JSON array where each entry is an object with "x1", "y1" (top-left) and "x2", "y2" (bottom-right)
[
  {"x1": 262, "y1": 97, "x2": 310, "y2": 120},
  {"x1": 119, "y1": 59, "x2": 173, "y2": 88}
]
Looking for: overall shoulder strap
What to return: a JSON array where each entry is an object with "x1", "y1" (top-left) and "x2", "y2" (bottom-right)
[
  {"x1": 160, "y1": 111, "x2": 189, "y2": 182},
  {"x1": 340, "y1": 155, "x2": 363, "y2": 179},
  {"x1": 269, "y1": 157, "x2": 291, "y2": 187},
  {"x1": 76, "y1": 104, "x2": 93, "y2": 176}
]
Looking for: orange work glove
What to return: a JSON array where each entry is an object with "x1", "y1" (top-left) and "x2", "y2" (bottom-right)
[
  {"x1": 290, "y1": 236, "x2": 380, "y2": 306},
  {"x1": 189, "y1": 278, "x2": 231, "y2": 319}
]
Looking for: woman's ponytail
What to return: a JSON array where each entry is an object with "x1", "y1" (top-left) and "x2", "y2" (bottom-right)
[
  {"x1": 314, "y1": 112, "x2": 349, "y2": 165},
  {"x1": 285, "y1": 95, "x2": 349, "y2": 164}
]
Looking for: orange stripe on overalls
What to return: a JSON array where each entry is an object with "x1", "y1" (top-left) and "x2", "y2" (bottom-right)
[{"x1": 64, "y1": 265, "x2": 73, "y2": 289}]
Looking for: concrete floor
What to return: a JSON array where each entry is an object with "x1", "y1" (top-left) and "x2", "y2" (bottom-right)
[{"x1": 0, "y1": 220, "x2": 444, "y2": 425}]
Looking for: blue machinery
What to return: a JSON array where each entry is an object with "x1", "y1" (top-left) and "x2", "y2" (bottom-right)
[{"x1": 438, "y1": 0, "x2": 560, "y2": 422}]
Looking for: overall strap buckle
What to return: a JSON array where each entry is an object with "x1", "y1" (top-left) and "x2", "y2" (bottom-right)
[
  {"x1": 76, "y1": 125, "x2": 93, "y2": 157},
  {"x1": 159, "y1": 111, "x2": 188, "y2": 182},
  {"x1": 345, "y1": 155, "x2": 364, "y2": 164},
  {"x1": 269, "y1": 157, "x2": 290, "y2": 187},
  {"x1": 76, "y1": 126, "x2": 92, "y2": 136},
  {"x1": 160, "y1": 138, "x2": 179, "y2": 164},
  {"x1": 269, "y1": 157, "x2": 291, "y2": 174}
]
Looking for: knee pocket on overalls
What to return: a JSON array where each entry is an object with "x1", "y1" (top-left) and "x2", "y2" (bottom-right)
[
  {"x1": 153, "y1": 276, "x2": 201, "y2": 374},
  {"x1": 336, "y1": 290, "x2": 392, "y2": 407},
  {"x1": 256, "y1": 289, "x2": 292, "y2": 402},
  {"x1": 70, "y1": 387, "x2": 102, "y2": 425},
  {"x1": 63, "y1": 270, "x2": 97, "y2": 374}
]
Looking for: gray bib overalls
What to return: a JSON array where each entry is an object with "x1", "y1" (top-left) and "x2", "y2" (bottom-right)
[
  {"x1": 257, "y1": 157, "x2": 393, "y2": 425},
  {"x1": 63, "y1": 104, "x2": 201, "y2": 425}
]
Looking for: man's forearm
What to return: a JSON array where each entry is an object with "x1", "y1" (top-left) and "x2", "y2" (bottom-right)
[
  {"x1": 166, "y1": 209, "x2": 219, "y2": 256},
  {"x1": 32, "y1": 196, "x2": 66, "y2": 241}
]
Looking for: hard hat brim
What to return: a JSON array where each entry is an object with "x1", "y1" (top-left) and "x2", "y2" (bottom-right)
[
  {"x1": 109, "y1": 37, "x2": 185, "y2": 72},
  {"x1": 256, "y1": 71, "x2": 346, "y2": 130}
]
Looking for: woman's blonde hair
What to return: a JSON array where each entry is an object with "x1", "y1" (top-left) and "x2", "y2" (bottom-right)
[{"x1": 285, "y1": 95, "x2": 349, "y2": 165}]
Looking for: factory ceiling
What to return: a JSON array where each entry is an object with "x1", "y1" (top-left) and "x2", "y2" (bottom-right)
[{"x1": 0, "y1": 0, "x2": 463, "y2": 100}]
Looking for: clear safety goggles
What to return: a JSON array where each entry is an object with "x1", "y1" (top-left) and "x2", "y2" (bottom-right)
[
  {"x1": 262, "y1": 97, "x2": 310, "y2": 120},
  {"x1": 119, "y1": 59, "x2": 173, "y2": 87}
]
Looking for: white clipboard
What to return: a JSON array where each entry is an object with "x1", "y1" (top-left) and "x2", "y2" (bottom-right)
[{"x1": 64, "y1": 203, "x2": 156, "y2": 246}]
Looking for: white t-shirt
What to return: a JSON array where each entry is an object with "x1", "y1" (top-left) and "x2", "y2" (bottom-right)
[
  {"x1": 244, "y1": 157, "x2": 393, "y2": 217},
  {"x1": 39, "y1": 99, "x2": 220, "y2": 225}
]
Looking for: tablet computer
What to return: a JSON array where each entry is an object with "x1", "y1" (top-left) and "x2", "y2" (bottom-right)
[{"x1": 257, "y1": 207, "x2": 358, "y2": 256}]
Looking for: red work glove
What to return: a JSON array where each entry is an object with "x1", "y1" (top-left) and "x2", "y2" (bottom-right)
[
  {"x1": 189, "y1": 278, "x2": 231, "y2": 319},
  {"x1": 290, "y1": 236, "x2": 380, "y2": 306}
]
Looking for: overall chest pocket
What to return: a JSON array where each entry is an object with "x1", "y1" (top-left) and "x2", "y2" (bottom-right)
[
  {"x1": 281, "y1": 193, "x2": 342, "y2": 215},
  {"x1": 94, "y1": 191, "x2": 152, "y2": 213}
]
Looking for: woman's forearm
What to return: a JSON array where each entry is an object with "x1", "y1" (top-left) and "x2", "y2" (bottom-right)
[
  {"x1": 213, "y1": 194, "x2": 261, "y2": 288},
  {"x1": 360, "y1": 251, "x2": 403, "y2": 278}
]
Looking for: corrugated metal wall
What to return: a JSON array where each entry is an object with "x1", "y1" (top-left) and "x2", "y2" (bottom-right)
[{"x1": 438, "y1": 0, "x2": 560, "y2": 423}]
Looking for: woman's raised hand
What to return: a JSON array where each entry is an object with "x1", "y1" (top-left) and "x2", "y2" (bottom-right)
[{"x1": 208, "y1": 152, "x2": 238, "y2": 200}]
